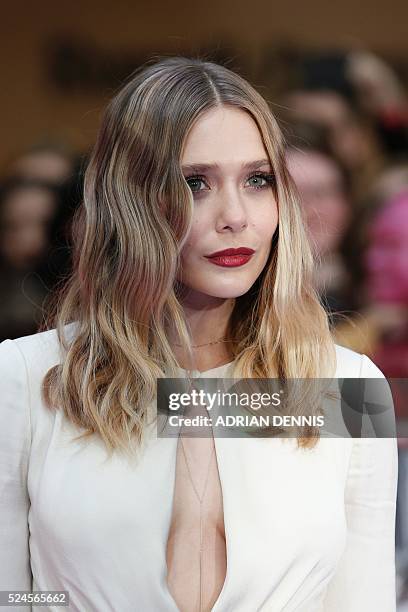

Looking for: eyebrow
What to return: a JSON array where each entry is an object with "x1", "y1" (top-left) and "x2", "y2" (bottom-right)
[{"x1": 181, "y1": 158, "x2": 272, "y2": 174}]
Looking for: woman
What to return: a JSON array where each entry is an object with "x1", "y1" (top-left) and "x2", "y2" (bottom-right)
[{"x1": 0, "y1": 57, "x2": 398, "y2": 611}]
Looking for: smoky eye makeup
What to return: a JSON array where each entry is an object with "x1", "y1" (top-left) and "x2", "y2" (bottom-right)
[
  {"x1": 184, "y1": 175, "x2": 208, "y2": 193},
  {"x1": 244, "y1": 171, "x2": 276, "y2": 190},
  {"x1": 183, "y1": 171, "x2": 276, "y2": 194}
]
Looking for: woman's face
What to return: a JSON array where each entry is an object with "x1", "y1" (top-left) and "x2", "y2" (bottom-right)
[{"x1": 178, "y1": 106, "x2": 279, "y2": 306}]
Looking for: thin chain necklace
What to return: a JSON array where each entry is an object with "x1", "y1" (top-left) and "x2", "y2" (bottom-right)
[
  {"x1": 179, "y1": 435, "x2": 215, "y2": 612},
  {"x1": 172, "y1": 337, "x2": 230, "y2": 349}
]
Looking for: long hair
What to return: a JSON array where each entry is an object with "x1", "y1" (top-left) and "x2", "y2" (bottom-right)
[{"x1": 41, "y1": 56, "x2": 336, "y2": 460}]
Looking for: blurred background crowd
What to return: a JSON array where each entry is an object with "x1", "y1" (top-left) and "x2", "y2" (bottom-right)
[{"x1": 1, "y1": 1, "x2": 408, "y2": 607}]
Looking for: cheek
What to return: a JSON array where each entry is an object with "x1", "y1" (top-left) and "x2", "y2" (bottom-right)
[
  {"x1": 258, "y1": 224, "x2": 278, "y2": 246},
  {"x1": 179, "y1": 216, "x2": 208, "y2": 266},
  {"x1": 253, "y1": 201, "x2": 279, "y2": 239}
]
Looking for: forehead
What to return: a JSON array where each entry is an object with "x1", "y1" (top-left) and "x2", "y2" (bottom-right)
[{"x1": 181, "y1": 105, "x2": 267, "y2": 164}]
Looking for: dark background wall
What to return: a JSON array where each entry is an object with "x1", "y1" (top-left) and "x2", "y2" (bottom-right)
[{"x1": 1, "y1": 0, "x2": 408, "y2": 167}]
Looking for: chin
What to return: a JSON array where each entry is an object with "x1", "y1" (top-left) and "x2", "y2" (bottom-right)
[{"x1": 197, "y1": 282, "x2": 256, "y2": 299}]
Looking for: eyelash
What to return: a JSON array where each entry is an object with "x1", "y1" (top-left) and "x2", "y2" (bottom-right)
[{"x1": 184, "y1": 171, "x2": 276, "y2": 193}]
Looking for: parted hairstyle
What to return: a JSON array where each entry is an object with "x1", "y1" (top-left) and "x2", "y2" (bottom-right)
[{"x1": 41, "y1": 56, "x2": 336, "y2": 460}]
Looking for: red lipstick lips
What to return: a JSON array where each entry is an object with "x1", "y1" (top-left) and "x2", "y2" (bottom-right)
[{"x1": 205, "y1": 247, "x2": 255, "y2": 267}]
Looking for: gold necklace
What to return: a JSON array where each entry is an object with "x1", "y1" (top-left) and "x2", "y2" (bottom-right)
[
  {"x1": 179, "y1": 435, "x2": 215, "y2": 612},
  {"x1": 172, "y1": 337, "x2": 230, "y2": 348}
]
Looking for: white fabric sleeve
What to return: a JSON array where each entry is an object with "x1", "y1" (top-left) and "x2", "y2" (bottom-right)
[
  {"x1": 323, "y1": 354, "x2": 398, "y2": 611},
  {"x1": 0, "y1": 339, "x2": 32, "y2": 605}
]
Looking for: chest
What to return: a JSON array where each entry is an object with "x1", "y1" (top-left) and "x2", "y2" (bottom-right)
[
  {"x1": 29, "y1": 421, "x2": 350, "y2": 573},
  {"x1": 168, "y1": 436, "x2": 225, "y2": 532},
  {"x1": 165, "y1": 435, "x2": 227, "y2": 611}
]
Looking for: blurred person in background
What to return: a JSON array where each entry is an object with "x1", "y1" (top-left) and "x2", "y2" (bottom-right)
[
  {"x1": 347, "y1": 50, "x2": 408, "y2": 160},
  {"x1": 286, "y1": 123, "x2": 354, "y2": 325},
  {"x1": 283, "y1": 50, "x2": 408, "y2": 360},
  {"x1": 285, "y1": 129, "x2": 353, "y2": 327},
  {"x1": 284, "y1": 125, "x2": 378, "y2": 353},
  {"x1": 335, "y1": 165, "x2": 408, "y2": 353},
  {"x1": 283, "y1": 52, "x2": 389, "y2": 204},
  {"x1": 0, "y1": 176, "x2": 79, "y2": 341},
  {"x1": 364, "y1": 190, "x2": 408, "y2": 379}
]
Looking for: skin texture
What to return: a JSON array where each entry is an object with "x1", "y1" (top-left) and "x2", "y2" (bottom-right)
[{"x1": 172, "y1": 105, "x2": 279, "y2": 370}]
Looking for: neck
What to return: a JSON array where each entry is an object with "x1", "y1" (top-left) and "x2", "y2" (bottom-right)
[
  {"x1": 182, "y1": 297, "x2": 235, "y2": 344},
  {"x1": 168, "y1": 292, "x2": 236, "y2": 372}
]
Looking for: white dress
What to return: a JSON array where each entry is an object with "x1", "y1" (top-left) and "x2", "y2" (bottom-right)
[{"x1": 0, "y1": 325, "x2": 398, "y2": 611}]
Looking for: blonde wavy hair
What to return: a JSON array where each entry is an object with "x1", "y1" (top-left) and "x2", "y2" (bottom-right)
[{"x1": 41, "y1": 56, "x2": 336, "y2": 460}]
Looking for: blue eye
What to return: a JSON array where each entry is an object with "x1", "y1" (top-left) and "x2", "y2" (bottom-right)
[
  {"x1": 184, "y1": 171, "x2": 275, "y2": 194},
  {"x1": 185, "y1": 175, "x2": 207, "y2": 193},
  {"x1": 246, "y1": 173, "x2": 275, "y2": 190}
]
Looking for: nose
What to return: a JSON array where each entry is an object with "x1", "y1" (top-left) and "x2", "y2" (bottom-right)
[{"x1": 215, "y1": 189, "x2": 248, "y2": 232}]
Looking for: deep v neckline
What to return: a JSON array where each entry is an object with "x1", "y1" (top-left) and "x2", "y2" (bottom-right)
[
  {"x1": 165, "y1": 435, "x2": 231, "y2": 612},
  {"x1": 163, "y1": 358, "x2": 235, "y2": 611},
  {"x1": 166, "y1": 435, "x2": 230, "y2": 611},
  {"x1": 164, "y1": 362, "x2": 234, "y2": 611}
]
